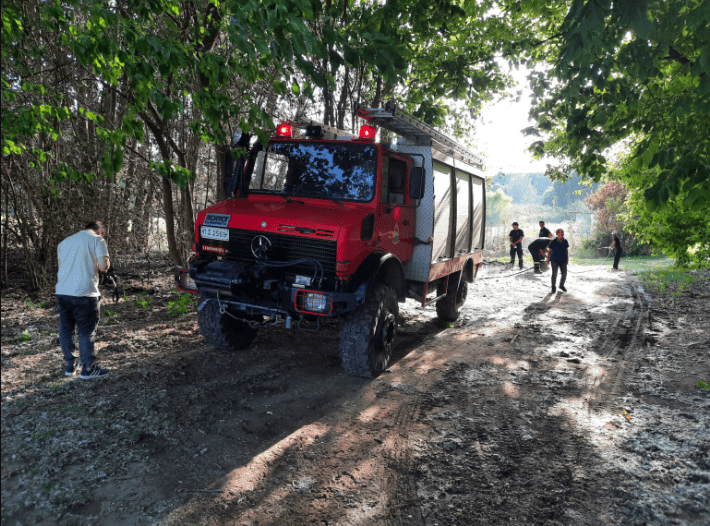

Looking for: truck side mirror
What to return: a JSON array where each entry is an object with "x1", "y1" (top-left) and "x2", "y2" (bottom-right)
[{"x1": 409, "y1": 167, "x2": 425, "y2": 200}]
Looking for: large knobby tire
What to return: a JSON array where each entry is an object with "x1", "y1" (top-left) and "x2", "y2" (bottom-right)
[
  {"x1": 436, "y1": 275, "x2": 468, "y2": 322},
  {"x1": 338, "y1": 283, "x2": 399, "y2": 377},
  {"x1": 197, "y1": 298, "x2": 260, "y2": 351}
]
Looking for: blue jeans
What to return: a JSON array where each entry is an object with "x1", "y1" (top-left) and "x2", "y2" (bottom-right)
[
  {"x1": 56, "y1": 295, "x2": 100, "y2": 367},
  {"x1": 551, "y1": 261, "x2": 567, "y2": 287}
]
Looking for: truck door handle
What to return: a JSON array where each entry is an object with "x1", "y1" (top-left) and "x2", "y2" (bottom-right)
[{"x1": 402, "y1": 220, "x2": 409, "y2": 226}]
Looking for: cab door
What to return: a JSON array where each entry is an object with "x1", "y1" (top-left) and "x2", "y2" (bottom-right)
[{"x1": 377, "y1": 155, "x2": 415, "y2": 262}]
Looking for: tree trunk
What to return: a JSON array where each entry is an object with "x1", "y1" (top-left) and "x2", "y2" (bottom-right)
[
  {"x1": 215, "y1": 144, "x2": 227, "y2": 203},
  {"x1": 161, "y1": 175, "x2": 182, "y2": 265},
  {"x1": 336, "y1": 66, "x2": 350, "y2": 130}
]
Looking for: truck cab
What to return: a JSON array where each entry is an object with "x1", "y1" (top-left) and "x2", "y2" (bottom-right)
[{"x1": 177, "y1": 104, "x2": 486, "y2": 377}]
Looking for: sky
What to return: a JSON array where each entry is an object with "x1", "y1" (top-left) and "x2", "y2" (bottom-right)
[{"x1": 471, "y1": 68, "x2": 554, "y2": 176}]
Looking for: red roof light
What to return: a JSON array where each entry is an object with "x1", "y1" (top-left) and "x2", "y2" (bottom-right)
[
  {"x1": 359, "y1": 125, "x2": 376, "y2": 140},
  {"x1": 276, "y1": 122, "x2": 294, "y2": 137}
]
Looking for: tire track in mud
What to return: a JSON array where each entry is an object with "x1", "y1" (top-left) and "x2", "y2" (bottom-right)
[
  {"x1": 587, "y1": 282, "x2": 651, "y2": 411},
  {"x1": 381, "y1": 401, "x2": 425, "y2": 526},
  {"x1": 409, "y1": 365, "x2": 604, "y2": 526}
]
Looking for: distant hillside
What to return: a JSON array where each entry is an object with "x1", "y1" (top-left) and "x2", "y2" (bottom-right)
[
  {"x1": 489, "y1": 173, "x2": 549, "y2": 203},
  {"x1": 489, "y1": 172, "x2": 597, "y2": 207}
]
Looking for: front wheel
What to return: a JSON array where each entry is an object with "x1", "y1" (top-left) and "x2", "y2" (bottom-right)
[
  {"x1": 338, "y1": 283, "x2": 398, "y2": 377},
  {"x1": 436, "y1": 274, "x2": 468, "y2": 322},
  {"x1": 197, "y1": 298, "x2": 260, "y2": 351}
]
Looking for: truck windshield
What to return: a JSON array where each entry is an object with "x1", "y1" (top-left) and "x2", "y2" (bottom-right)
[{"x1": 249, "y1": 141, "x2": 377, "y2": 202}]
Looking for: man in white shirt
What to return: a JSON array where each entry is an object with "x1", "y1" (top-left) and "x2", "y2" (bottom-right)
[{"x1": 56, "y1": 221, "x2": 111, "y2": 378}]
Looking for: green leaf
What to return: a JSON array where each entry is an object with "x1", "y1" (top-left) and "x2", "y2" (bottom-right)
[
  {"x1": 617, "y1": 0, "x2": 653, "y2": 38},
  {"x1": 112, "y1": 147, "x2": 124, "y2": 174}
]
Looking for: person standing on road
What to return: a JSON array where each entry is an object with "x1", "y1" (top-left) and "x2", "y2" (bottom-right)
[
  {"x1": 611, "y1": 231, "x2": 623, "y2": 270},
  {"x1": 538, "y1": 220, "x2": 552, "y2": 238},
  {"x1": 56, "y1": 221, "x2": 111, "y2": 379},
  {"x1": 546, "y1": 228, "x2": 570, "y2": 293},
  {"x1": 528, "y1": 234, "x2": 553, "y2": 274},
  {"x1": 509, "y1": 222, "x2": 525, "y2": 269}
]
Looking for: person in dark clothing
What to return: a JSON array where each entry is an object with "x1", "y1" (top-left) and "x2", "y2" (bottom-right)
[
  {"x1": 611, "y1": 231, "x2": 623, "y2": 270},
  {"x1": 509, "y1": 222, "x2": 525, "y2": 269},
  {"x1": 528, "y1": 237, "x2": 553, "y2": 274},
  {"x1": 546, "y1": 228, "x2": 570, "y2": 293},
  {"x1": 538, "y1": 221, "x2": 552, "y2": 238}
]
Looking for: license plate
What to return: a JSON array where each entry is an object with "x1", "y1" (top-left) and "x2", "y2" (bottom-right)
[{"x1": 201, "y1": 226, "x2": 229, "y2": 241}]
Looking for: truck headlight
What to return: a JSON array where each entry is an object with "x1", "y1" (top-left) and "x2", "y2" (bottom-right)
[
  {"x1": 294, "y1": 290, "x2": 331, "y2": 315},
  {"x1": 304, "y1": 292, "x2": 327, "y2": 312}
]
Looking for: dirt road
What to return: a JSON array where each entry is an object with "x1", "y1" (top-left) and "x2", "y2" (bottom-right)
[{"x1": 2, "y1": 262, "x2": 709, "y2": 525}]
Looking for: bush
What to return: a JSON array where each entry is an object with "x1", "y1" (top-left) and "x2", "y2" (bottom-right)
[{"x1": 166, "y1": 293, "x2": 193, "y2": 317}]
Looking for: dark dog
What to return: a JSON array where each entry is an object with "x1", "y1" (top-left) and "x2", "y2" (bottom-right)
[{"x1": 99, "y1": 267, "x2": 121, "y2": 303}]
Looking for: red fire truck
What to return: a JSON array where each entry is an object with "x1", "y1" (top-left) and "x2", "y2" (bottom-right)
[{"x1": 177, "y1": 103, "x2": 486, "y2": 376}]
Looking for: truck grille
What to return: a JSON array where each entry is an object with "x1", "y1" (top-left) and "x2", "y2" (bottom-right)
[{"x1": 227, "y1": 229, "x2": 337, "y2": 276}]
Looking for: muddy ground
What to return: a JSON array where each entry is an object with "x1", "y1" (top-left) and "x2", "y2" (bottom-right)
[{"x1": 2, "y1": 258, "x2": 709, "y2": 526}]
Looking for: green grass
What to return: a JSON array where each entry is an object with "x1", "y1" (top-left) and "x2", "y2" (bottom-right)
[
  {"x1": 568, "y1": 254, "x2": 674, "y2": 270},
  {"x1": 9, "y1": 330, "x2": 32, "y2": 344},
  {"x1": 636, "y1": 266, "x2": 708, "y2": 297},
  {"x1": 697, "y1": 380, "x2": 710, "y2": 393},
  {"x1": 489, "y1": 254, "x2": 675, "y2": 272}
]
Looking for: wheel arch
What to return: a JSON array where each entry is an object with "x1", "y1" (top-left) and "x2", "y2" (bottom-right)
[
  {"x1": 463, "y1": 257, "x2": 475, "y2": 282},
  {"x1": 347, "y1": 252, "x2": 406, "y2": 303}
]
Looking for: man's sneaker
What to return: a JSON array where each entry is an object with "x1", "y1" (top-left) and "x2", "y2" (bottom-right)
[
  {"x1": 80, "y1": 364, "x2": 110, "y2": 379},
  {"x1": 65, "y1": 361, "x2": 77, "y2": 377},
  {"x1": 534, "y1": 267, "x2": 542, "y2": 274},
  {"x1": 560, "y1": 285, "x2": 567, "y2": 292},
  {"x1": 552, "y1": 286, "x2": 557, "y2": 293}
]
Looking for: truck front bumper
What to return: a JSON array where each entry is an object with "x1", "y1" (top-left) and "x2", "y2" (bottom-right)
[
  {"x1": 184, "y1": 259, "x2": 362, "y2": 318},
  {"x1": 199, "y1": 287, "x2": 360, "y2": 319}
]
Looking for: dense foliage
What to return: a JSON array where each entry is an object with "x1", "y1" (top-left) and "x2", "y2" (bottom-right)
[
  {"x1": 529, "y1": 0, "x2": 710, "y2": 265},
  {"x1": 584, "y1": 181, "x2": 648, "y2": 257},
  {"x1": 2, "y1": 0, "x2": 561, "y2": 280},
  {"x1": 1, "y1": 0, "x2": 707, "y2": 289}
]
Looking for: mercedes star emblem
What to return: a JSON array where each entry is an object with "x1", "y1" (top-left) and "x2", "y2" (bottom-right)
[{"x1": 251, "y1": 235, "x2": 272, "y2": 258}]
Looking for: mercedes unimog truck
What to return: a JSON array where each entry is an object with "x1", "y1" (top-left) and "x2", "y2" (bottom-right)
[{"x1": 176, "y1": 103, "x2": 486, "y2": 376}]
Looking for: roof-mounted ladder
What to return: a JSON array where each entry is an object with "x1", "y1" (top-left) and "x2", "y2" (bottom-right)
[{"x1": 354, "y1": 103, "x2": 484, "y2": 168}]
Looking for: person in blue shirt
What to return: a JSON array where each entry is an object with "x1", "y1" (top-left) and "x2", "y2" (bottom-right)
[{"x1": 546, "y1": 228, "x2": 570, "y2": 293}]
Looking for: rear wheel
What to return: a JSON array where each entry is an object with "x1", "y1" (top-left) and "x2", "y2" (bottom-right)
[
  {"x1": 436, "y1": 273, "x2": 468, "y2": 322},
  {"x1": 339, "y1": 283, "x2": 398, "y2": 377},
  {"x1": 197, "y1": 298, "x2": 260, "y2": 351}
]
